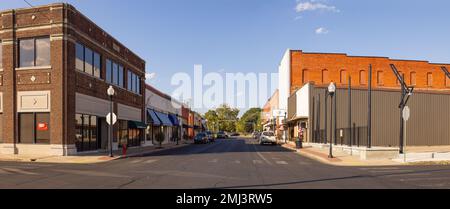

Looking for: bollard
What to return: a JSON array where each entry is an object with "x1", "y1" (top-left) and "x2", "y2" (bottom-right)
[{"x1": 122, "y1": 144, "x2": 127, "y2": 157}]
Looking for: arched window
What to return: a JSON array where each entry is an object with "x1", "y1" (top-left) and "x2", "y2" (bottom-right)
[
  {"x1": 340, "y1": 70, "x2": 348, "y2": 84},
  {"x1": 410, "y1": 72, "x2": 417, "y2": 86},
  {"x1": 322, "y1": 69, "x2": 329, "y2": 84},
  {"x1": 359, "y1": 70, "x2": 367, "y2": 85},
  {"x1": 302, "y1": 69, "x2": 309, "y2": 84},
  {"x1": 427, "y1": 72, "x2": 433, "y2": 87}
]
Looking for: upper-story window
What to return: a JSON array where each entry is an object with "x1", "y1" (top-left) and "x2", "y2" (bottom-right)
[
  {"x1": 377, "y1": 71, "x2": 384, "y2": 85},
  {"x1": 322, "y1": 69, "x2": 329, "y2": 84},
  {"x1": 446, "y1": 74, "x2": 450, "y2": 88},
  {"x1": 410, "y1": 72, "x2": 417, "y2": 86},
  {"x1": 127, "y1": 70, "x2": 141, "y2": 95},
  {"x1": 302, "y1": 69, "x2": 309, "y2": 84},
  {"x1": 75, "y1": 42, "x2": 101, "y2": 78},
  {"x1": 427, "y1": 72, "x2": 433, "y2": 87},
  {"x1": 340, "y1": 70, "x2": 348, "y2": 84},
  {"x1": 0, "y1": 40, "x2": 3, "y2": 69},
  {"x1": 106, "y1": 59, "x2": 124, "y2": 88},
  {"x1": 359, "y1": 70, "x2": 367, "y2": 85},
  {"x1": 19, "y1": 37, "x2": 50, "y2": 68}
]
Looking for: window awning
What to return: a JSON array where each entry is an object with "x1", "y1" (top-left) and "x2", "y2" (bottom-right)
[
  {"x1": 168, "y1": 114, "x2": 180, "y2": 127},
  {"x1": 154, "y1": 111, "x2": 173, "y2": 126},
  {"x1": 147, "y1": 109, "x2": 161, "y2": 126},
  {"x1": 128, "y1": 121, "x2": 147, "y2": 129}
]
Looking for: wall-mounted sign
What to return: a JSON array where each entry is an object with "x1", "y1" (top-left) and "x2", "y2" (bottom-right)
[{"x1": 37, "y1": 122, "x2": 48, "y2": 131}]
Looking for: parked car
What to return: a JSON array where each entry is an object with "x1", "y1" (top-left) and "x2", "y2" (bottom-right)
[
  {"x1": 230, "y1": 132, "x2": 240, "y2": 137},
  {"x1": 205, "y1": 131, "x2": 215, "y2": 143},
  {"x1": 259, "y1": 131, "x2": 277, "y2": 145},
  {"x1": 252, "y1": 131, "x2": 261, "y2": 139},
  {"x1": 216, "y1": 131, "x2": 228, "y2": 139},
  {"x1": 194, "y1": 133, "x2": 209, "y2": 144}
]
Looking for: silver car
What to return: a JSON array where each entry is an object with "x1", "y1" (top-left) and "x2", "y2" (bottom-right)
[{"x1": 259, "y1": 131, "x2": 276, "y2": 145}]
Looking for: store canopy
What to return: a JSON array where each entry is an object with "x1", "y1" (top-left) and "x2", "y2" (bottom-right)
[
  {"x1": 128, "y1": 121, "x2": 147, "y2": 129},
  {"x1": 154, "y1": 111, "x2": 173, "y2": 126},
  {"x1": 147, "y1": 109, "x2": 161, "y2": 126},
  {"x1": 168, "y1": 114, "x2": 180, "y2": 127}
]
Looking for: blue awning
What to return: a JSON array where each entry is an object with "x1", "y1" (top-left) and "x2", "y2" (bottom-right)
[
  {"x1": 168, "y1": 114, "x2": 180, "y2": 126},
  {"x1": 154, "y1": 111, "x2": 173, "y2": 126},
  {"x1": 147, "y1": 109, "x2": 161, "y2": 126}
]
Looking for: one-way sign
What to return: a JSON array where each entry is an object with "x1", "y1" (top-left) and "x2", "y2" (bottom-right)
[{"x1": 106, "y1": 113, "x2": 117, "y2": 125}]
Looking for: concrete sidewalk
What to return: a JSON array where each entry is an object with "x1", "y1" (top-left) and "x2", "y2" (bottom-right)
[
  {"x1": 0, "y1": 140, "x2": 193, "y2": 164},
  {"x1": 281, "y1": 143, "x2": 450, "y2": 166}
]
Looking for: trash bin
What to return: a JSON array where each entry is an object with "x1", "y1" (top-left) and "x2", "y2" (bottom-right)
[{"x1": 296, "y1": 138, "x2": 303, "y2": 149}]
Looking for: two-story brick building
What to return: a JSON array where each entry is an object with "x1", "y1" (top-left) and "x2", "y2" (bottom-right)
[{"x1": 0, "y1": 3, "x2": 146, "y2": 156}]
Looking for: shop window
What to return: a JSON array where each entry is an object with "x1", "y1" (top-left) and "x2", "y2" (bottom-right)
[
  {"x1": 359, "y1": 70, "x2": 367, "y2": 85},
  {"x1": 19, "y1": 37, "x2": 50, "y2": 68},
  {"x1": 75, "y1": 114, "x2": 100, "y2": 152},
  {"x1": 427, "y1": 72, "x2": 433, "y2": 87},
  {"x1": 19, "y1": 113, "x2": 50, "y2": 144},
  {"x1": 340, "y1": 70, "x2": 348, "y2": 84},
  {"x1": 302, "y1": 69, "x2": 309, "y2": 84},
  {"x1": 377, "y1": 71, "x2": 384, "y2": 85},
  {"x1": 410, "y1": 72, "x2": 417, "y2": 86},
  {"x1": 322, "y1": 69, "x2": 329, "y2": 84}
]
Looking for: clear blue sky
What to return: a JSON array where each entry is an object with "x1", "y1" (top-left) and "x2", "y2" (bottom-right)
[{"x1": 2, "y1": 0, "x2": 450, "y2": 113}]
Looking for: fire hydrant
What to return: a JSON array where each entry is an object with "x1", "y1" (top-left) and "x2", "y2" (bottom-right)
[{"x1": 122, "y1": 144, "x2": 127, "y2": 157}]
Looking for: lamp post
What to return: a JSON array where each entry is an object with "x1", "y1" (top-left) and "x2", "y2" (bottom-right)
[
  {"x1": 328, "y1": 82, "x2": 336, "y2": 158},
  {"x1": 107, "y1": 85, "x2": 115, "y2": 157}
]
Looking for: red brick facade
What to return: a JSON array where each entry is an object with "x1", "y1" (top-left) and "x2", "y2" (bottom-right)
[
  {"x1": 0, "y1": 3, "x2": 145, "y2": 155},
  {"x1": 290, "y1": 50, "x2": 450, "y2": 95}
]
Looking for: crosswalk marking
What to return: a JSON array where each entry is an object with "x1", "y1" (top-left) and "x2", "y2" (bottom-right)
[
  {"x1": 276, "y1": 161, "x2": 288, "y2": 165},
  {"x1": 130, "y1": 159, "x2": 143, "y2": 164},
  {"x1": 253, "y1": 160, "x2": 263, "y2": 164},
  {"x1": 234, "y1": 160, "x2": 241, "y2": 164},
  {"x1": 144, "y1": 159, "x2": 158, "y2": 164},
  {"x1": 208, "y1": 159, "x2": 218, "y2": 163}
]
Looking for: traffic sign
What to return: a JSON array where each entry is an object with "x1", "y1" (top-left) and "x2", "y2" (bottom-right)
[
  {"x1": 106, "y1": 113, "x2": 117, "y2": 125},
  {"x1": 402, "y1": 106, "x2": 410, "y2": 121}
]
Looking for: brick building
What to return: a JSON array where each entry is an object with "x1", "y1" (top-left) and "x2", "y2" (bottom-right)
[
  {"x1": 278, "y1": 49, "x2": 450, "y2": 155},
  {"x1": 0, "y1": 3, "x2": 146, "y2": 155}
]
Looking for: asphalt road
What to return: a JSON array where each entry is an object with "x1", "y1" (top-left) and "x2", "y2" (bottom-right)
[{"x1": 1, "y1": 138, "x2": 450, "y2": 189}]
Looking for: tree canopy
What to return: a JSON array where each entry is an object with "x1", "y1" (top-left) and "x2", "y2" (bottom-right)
[
  {"x1": 204, "y1": 104, "x2": 240, "y2": 132},
  {"x1": 236, "y1": 108, "x2": 262, "y2": 134}
]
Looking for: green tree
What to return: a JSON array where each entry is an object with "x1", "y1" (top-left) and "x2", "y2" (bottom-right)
[
  {"x1": 237, "y1": 108, "x2": 262, "y2": 134},
  {"x1": 204, "y1": 110, "x2": 218, "y2": 132},
  {"x1": 215, "y1": 104, "x2": 240, "y2": 132}
]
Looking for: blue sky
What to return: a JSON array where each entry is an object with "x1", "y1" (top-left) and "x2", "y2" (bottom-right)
[{"x1": 2, "y1": 0, "x2": 450, "y2": 113}]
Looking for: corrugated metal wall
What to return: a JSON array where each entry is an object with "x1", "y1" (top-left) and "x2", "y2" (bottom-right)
[{"x1": 310, "y1": 85, "x2": 450, "y2": 147}]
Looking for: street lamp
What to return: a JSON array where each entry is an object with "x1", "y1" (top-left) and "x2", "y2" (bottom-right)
[
  {"x1": 107, "y1": 85, "x2": 115, "y2": 157},
  {"x1": 328, "y1": 82, "x2": 336, "y2": 158}
]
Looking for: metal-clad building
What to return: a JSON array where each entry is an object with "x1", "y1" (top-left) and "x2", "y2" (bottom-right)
[{"x1": 288, "y1": 83, "x2": 450, "y2": 147}]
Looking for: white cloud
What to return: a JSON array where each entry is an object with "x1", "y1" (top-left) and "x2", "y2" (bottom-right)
[
  {"x1": 315, "y1": 27, "x2": 329, "y2": 34},
  {"x1": 295, "y1": 1, "x2": 339, "y2": 13}
]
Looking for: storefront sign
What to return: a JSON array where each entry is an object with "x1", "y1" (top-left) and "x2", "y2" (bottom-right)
[{"x1": 37, "y1": 122, "x2": 48, "y2": 131}]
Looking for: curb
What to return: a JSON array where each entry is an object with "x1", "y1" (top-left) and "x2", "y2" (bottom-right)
[{"x1": 116, "y1": 143, "x2": 191, "y2": 160}]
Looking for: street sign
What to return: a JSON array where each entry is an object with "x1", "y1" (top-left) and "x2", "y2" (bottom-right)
[
  {"x1": 106, "y1": 113, "x2": 117, "y2": 125},
  {"x1": 402, "y1": 106, "x2": 410, "y2": 121}
]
